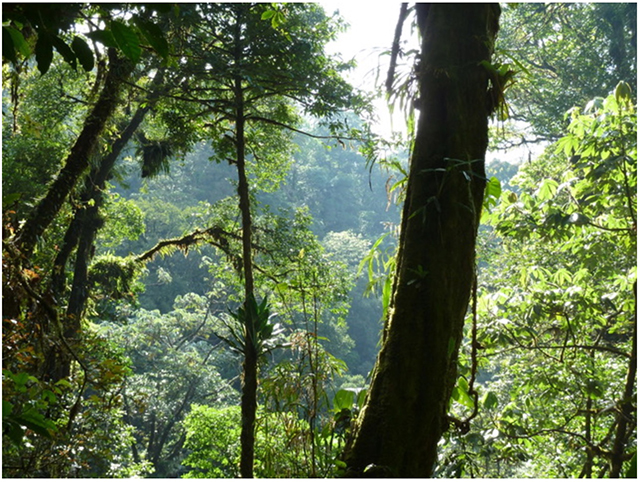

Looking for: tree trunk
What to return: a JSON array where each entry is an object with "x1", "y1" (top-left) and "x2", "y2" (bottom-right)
[
  {"x1": 237, "y1": 100, "x2": 259, "y2": 478},
  {"x1": 65, "y1": 68, "x2": 165, "y2": 327},
  {"x1": 232, "y1": 7, "x2": 257, "y2": 477},
  {"x1": 343, "y1": 4, "x2": 500, "y2": 477},
  {"x1": 15, "y1": 48, "x2": 132, "y2": 257},
  {"x1": 43, "y1": 71, "x2": 164, "y2": 381},
  {"x1": 609, "y1": 281, "x2": 637, "y2": 477}
]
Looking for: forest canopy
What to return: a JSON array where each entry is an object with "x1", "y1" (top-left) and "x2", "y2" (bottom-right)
[{"x1": 2, "y1": 2, "x2": 636, "y2": 478}]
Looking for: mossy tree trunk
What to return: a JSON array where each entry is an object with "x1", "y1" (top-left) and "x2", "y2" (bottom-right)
[
  {"x1": 43, "y1": 70, "x2": 164, "y2": 382},
  {"x1": 15, "y1": 48, "x2": 132, "y2": 257},
  {"x1": 343, "y1": 4, "x2": 501, "y2": 477},
  {"x1": 230, "y1": 8, "x2": 258, "y2": 478}
]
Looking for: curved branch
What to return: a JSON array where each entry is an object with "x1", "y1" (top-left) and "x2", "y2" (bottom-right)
[{"x1": 386, "y1": 3, "x2": 409, "y2": 95}]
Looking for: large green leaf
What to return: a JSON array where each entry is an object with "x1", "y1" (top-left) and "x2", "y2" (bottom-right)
[
  {"x1": 110, "y1": 20, "x2": 141, "y2": 63},
  {"x1": 86, "y1": 29, "x2": 118, "y2": 48},
  {"x1": 34, "y1": 32, "x2": 54, "y2": 75},
  {"x1": 51, "y1": 35, "x2": 77, "y2": 69},
  {"x1": 2, "y1": 27, "x2": 17, "y2": 64},
  {"x1": 71, "y1": 36, "x2": 94, "y2": 71},
  {"x1": 332, "y1": 389, "x2": 354, "y2": 411},
  {"x1": 133, "y1": 16, "x2": 169, "y2": 58},
  {"x1": 3, "y1": 26, "x2": 30, "y2": 63}
]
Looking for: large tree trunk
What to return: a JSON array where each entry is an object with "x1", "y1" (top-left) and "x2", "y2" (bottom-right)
[
  {"x1": 15, "y1": 48, "x2": 132, "y2": 257},
  {"x1": 343, "y1": 4, "x2": 500, "y2": 477}
]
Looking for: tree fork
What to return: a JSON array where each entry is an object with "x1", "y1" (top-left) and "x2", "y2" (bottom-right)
[{"x1": 343, "y1": 4, "x2": 500, "y2": 477}]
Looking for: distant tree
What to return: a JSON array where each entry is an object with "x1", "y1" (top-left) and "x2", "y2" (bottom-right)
[
  {"x1": 343, "y1": 4, "x2": 501, "y2": 477},
  {"x1": 167, "y1": 4, "x2": 367, "y2": 475},
  {"x1": 102, "y1": 293, "x2": 238, "y2": 477}
]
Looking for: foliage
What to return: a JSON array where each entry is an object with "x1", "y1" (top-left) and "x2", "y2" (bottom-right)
[
  {"x1": 99, "y1": 293, "x2": 238, "y2": 477},
  {"x1": 6, "y1": 2, "x2": 635, "y2": 478},
  {"x1": 182, "y1": 404, "x2": 308, "y2": 478},
  {"x1": 182, "y1": 382, "x2": 368, "y2": 479},
  {"x1": 2, "y1": 4, "x2": 171, "y2": 74},
  {"x1": 2, "y1": 324, "x2": 148, "y2": 477},
  {"x1": 96, "y1": 191, "x2": 146, "y2": 249},
  {"x1": 494, "y1": 3, "x2": 637, "y2": 144},
  {"x1": 219, "y1": 295, "x2": 285, "y2": 358},
  {"x1": 2, "y1": 61, "x2": 92, "y2": 212},
  {"x1": 437, "y1": 87, "x2": 636, "y2": 477}
]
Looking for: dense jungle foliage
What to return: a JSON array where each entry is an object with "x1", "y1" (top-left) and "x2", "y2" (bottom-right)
[{"x1": 2, "y1": 2, "x2": 637, "y2": 478}]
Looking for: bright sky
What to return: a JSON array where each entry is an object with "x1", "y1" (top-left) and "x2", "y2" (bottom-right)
[
  {"x1": 319, "y1": 1, "x2": 413, "y2": 137},
  {"x1": 320, "y1": 1, "x2": 403, "y2": 87}
]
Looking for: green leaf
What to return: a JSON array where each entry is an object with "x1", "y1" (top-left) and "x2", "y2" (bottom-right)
[
  {"x1": 3, "y1": 192, "x2": 22, "y2": 205},
  {"x1": 536, "y1": 178, "x2": 558, "y2": 201},
  {"x1": 15, "y1": 409, "x2": 55, "y2": 438},
  {"x1": 2, "y1": 27, "x2": 17, "y2": 64},
  {"x1": 110, "y1": 20, "x2": 141, "y2": 62},
  {"x1": 333, "y1": 389, "x2": 354, "y2": 411},
  {"x1": 71, "y1": 36, "x2": 94, "y2": 71},
  {"x1": 614, "y1": 81, "x2": 632, "y2": 104},
  {"x1": 5, "y1": 421, "x2": 25, "y2": 445},
  {"x1": 483, "y1": 391, "x2": 499, "y2": 409},
  {"x1": 51, "y1": 35, "x2": 77, "y2": 69},
  {"x1": 625, "y1": 452, "x2": 637, "y2": 478},
  {"x1": 456, "y1": 377, "x2": 474, "y2": 409},
  {"x1": 86, "y1": 29, "x2": 118, "y2": 48},
  {"x1": 133, "y1": 16, "x2": 169, "y2": 58},
  {"x1": 261, "y1": 10, "x2": 276, "y2": 20},
  {"x1": 35, "y1": 32, "x2": 54, "y2": 75},
  {"x1": 381, "y1": 275, "x2": 392, "y2": 314},
  {"x1": 483, "y1": 176, "x2": 502, "y2": 211},
  {"x1": 4, "y1": 26, "x2": 30, "y2": 60},
  {"x1": 2, "y1": 400, "x2": 14, "y2": 417},
  {"x1": 451, "y1": 386, "x2": 460, "y2": 402}
]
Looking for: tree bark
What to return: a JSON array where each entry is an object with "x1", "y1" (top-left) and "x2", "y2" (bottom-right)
[
  {"x1": 231, "y1": 7, "x2": 258, "y2": 478},
  {"x1": 65, "y1": 68, "x2": 165, "y2": 327},
  {"x1": 15, "y1": 48, "x2": 133, "y2": 257},
  {"x1": 343, "y1": 4, "x2": 500, "y2": 477}
]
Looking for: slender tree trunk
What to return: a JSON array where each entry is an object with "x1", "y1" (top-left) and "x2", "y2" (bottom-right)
[
  {"x1": 609, "y1": 281, "x2": 637, "y2": 477},
  {"x1": 66, "y1": 69, "x2": 165, "y2": 326},
  {"x1": 343, "y1": 4, "x2": 500, "y2": 477},
  {"x1": 15, "y1": 48, "x2": 132, "y2": 257},
  {"x1": 238, "y1": 100, "x2": 259, "y2": 479},
  {"x1": 232, "y1": 7, "x2": 258, "y2": 478}
]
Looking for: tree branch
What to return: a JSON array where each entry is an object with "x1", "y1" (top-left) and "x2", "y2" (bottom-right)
[{"x1": 245, "y1": 114, "x2": 360, "y2": 143}]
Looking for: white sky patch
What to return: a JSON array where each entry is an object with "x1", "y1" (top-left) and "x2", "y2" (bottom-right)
[
  {"x1": 319, "y1": 1, "x2": 545, "y2": 166},
  {"x1": 320, "y1": 1, "x2": 414, "y2": 138}
]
